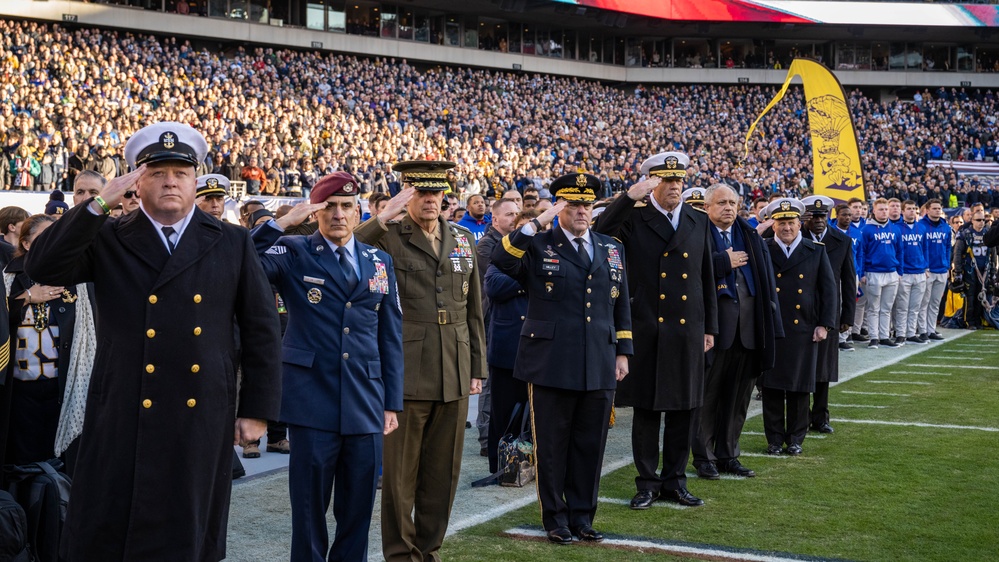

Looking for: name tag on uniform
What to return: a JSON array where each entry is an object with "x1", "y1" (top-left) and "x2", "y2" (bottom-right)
[
  {"x1": 542, "y1": 263, "x2": 560, "y2": 272},
  {"x1": 303, "y1": 276, "x2": 326, "y2": 286}
]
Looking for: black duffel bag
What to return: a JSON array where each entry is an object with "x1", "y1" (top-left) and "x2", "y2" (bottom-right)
[{"x1": 4, "y1": 459, "x2": 71, "y2": 562}]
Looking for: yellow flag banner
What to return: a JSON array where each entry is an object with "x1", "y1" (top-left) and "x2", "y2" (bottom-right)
[{"x1": 744, "y1": 58, "x2": 866, "y2": 203}]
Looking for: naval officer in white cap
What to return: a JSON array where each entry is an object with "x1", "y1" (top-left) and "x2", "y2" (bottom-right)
[
  {"x1": 25, "y1": 121, "x2": 282, "y2": 562},
  {"x1": 196, "y1": 173, "x2": 230, "y2": 221}
]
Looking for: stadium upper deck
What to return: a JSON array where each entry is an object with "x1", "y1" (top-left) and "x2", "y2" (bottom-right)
[{"x1": 3, "y1": 0, "x2": 999, "y2": 89}]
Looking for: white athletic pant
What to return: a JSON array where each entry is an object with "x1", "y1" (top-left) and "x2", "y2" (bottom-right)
[
  {"x1": 852, "y1": 288, "x2": 868, "y2": 335},
  {"x1": 864, "y1": 271, "x2": 900, "y2": 341},
  {"x1": 894, "y1": 273, "x2": 927, "y2": 338},
  {"x1": 919, "y1": 272, "x2": 949, "y2": 336}
]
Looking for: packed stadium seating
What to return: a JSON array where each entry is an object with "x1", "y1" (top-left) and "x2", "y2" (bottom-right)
[{"x1": 2, "y1": 17, "x2": 998, "y2": 208}]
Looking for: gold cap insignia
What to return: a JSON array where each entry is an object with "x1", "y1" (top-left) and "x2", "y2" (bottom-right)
[
  {"x1": 665, "y1": 156, "x2": 678, "y2": 169},
  {"x1": 576, "y1": 174, "x2": 588, "y2": 187},
  {"x1": 161, "y1": 132, "x2": 176, "y2": 149},
  {"x1": 207, "y1": 178, "x2": 219, "y2": 188},
  {"x1": 780, "y1": 201, "x2": 791, "y2": 211}
]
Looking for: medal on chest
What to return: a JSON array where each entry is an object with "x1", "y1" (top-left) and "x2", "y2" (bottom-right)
[
  {"x1": 307, "y1": 287, "x2": 322, "y2": 304},
  {"x1": 369, "y1": 261, "x2": 390, "y2": 294}
]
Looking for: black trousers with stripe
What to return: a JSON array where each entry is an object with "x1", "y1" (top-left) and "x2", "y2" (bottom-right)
[{"x1": 529, "y1": 384, "x2": 613, "y2": 532}]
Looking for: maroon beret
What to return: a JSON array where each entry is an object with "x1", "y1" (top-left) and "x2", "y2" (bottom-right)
[{"x1": 310, "y1": 171, "x2": 360, "y2": 203}]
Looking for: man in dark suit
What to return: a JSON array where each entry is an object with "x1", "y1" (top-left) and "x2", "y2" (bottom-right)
[
  {"x1": 760, "y1": 198, "x2": 837, "y2": 456},
  {"x1": 354, "y1": 161, "x2": 485, "y2": 562},
  {"x1": 252, "y1": 172, "x2": 404, "y2": 562},
  {"x1": 25, "y1": 122, "x2": 282, "y2": 562},
  {"x1": 492, "y1": 172, "x2": 632, "y2": 544},
  {"x1": 692, "y1": 184, "x2": 782, "y2": 480},
  {"x1": 594, "y1": 152, "x2": 717, "y2": 509},
  {"x1": 801, "y1": 196, "x2": 856, "y2": 434}
]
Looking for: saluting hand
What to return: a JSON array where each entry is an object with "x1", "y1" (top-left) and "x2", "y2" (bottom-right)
[
  {"x1": 92, "y1": 164, "x2": 146, "y2": 212},
  {"x1": 615, "y1": 355, "x2": 629, "y2": 381},
  {"x1": 755, "y1": 218, "x2": 774, "y2": 236},
  {"x1": 536, "y1": 199, "x2": 566, "y2": 228},
  {"x1": 275, "y1": 201, "x2": 326, "y2": 230},
  {"x1": 377, "y1": 187, "x2": 416, "y2": 223},
  {"x1": 626, "y1": 177, "x2": 661, "y2": 202}
]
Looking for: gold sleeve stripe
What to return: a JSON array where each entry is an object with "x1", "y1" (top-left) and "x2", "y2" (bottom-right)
[
  {"x1": 502, "y1": 235, "x2": 525, "y2": 259},
  {"x1": 616, "y1": 331, "x2": 633, "y2": 339},
  {"x1": 0, "y1": 339, "x2": 9, "y2": 371}
]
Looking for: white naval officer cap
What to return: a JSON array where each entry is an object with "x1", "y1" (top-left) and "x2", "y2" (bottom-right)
[
  {"x1": 681, "y1": 187, "x2": 706, "y2": 208},
  {"x1": 124, "y1": 122, "x2": 209, "y2": 170},
  {"x1": 196, "y1": 174, "x2": 230, "y2": 197},
  {"x1": 640, "y1": 151, "x2": 690, "y2": 179},
  {"x1": 762, "y1": 198, "x2": 806, "y2": 221},
  {"x1": 800, "y1": 195, "x2": 835, "y2": 216}
]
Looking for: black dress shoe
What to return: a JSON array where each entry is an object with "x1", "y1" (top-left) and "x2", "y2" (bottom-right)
[
  {"x1": 928, "y1": 332, "x2": 945, "y2": 341},
  {"x1": 546, "y1": 527, "x2": 573, "y2": 545},
  {"x1": 786, "y1": 443, "x2": 803, "y2": 455},
  {"x1": 812, "y1": 423, "x2": 834, "y2": 434},
  {"x1": 629, "y1": 489, "x2": 659, "y2": 510},
  {"x1": 660, "y1": 488, "x2": 704, "y2": 507},
  {"x1": 571, "y1": 526, "x2": 604, "y2": 542},
  {"x1": 719, "y1": 459, "x2": 755, "y2": 478},
  {"x1": 696, "y1": 462, "x2": 720, "y2": 480},
  {"x1": 766, "y1": 443, "x2": 783, "y2": 456}
]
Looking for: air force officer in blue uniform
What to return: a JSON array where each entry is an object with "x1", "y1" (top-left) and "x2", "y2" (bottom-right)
[{"x1": 252, "y1": 172, "x2": 404, "y2": 562}]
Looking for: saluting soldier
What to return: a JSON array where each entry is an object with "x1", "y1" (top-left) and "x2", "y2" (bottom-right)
[
  {"x1": 594, "y1": 152, "x2": 717, "y2": 509},
  {"x1": 492, "y1": 172, "x2": 632, "y2": 544},
  {"x1": 25, "y1": 122, "x2": 282, "y2": 561},
  {"x1": 760, "y1": 198, "x2": 837, "y2": 456},
  {"x1": 252, "y1": 172, "x2": 404, "y2": 562},
  {"x1": 800, "y1": 196, "x2": 856, "y2": 435},
  {"x1": 354, "y1": 160, "x2": 486, "y2": 562}
]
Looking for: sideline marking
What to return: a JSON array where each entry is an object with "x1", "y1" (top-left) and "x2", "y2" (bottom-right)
[
  {"x1": 888, "y1": 370, "x2": 951, "y2": 376},
  {"x1": 504, "y1": 526, "x2": 850, "y2": 561},
  {"x1": 743, "y1": 431, "x2": 825, "y2": 440},
  {"x1": 841, "y1": 390, "x2": 910, "y2": 396},
  {"x1": 599, "y1": 496, "x2": 690, "y2": 510},
  {"x1": 828, "y1": 404, "x2": 887, "y2": 408},
  {"x1": 831, "y1": 329, "x2": 971, "y2": 387},
  {"x1": 924, "y1": 355, "x2": 981, "y2": 361},
  {"x1": 867, "y1": 380, "x2": 933, "y2": 385},
  {"x1": 906, "y1": 363, "x2": 998, "y2": 370},
  {"x1": 830, "y1": 418, "x2": 999, "y2": 432},
  {"x1": 741, "y1": 452, "x2": 794, "y2": 458}
]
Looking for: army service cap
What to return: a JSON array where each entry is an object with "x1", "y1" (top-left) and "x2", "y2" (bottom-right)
[
  {"x1": 550, "y1": 172, "x2": 600, "y2": 203},
  {"x1": 392, "y1": 160, "x2": 455, "y2": 191}
]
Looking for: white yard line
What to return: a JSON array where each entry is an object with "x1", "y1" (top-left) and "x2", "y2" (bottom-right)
[
  {"x1": 828, "y1": 404, "x2": 887, "y2": 408},
  {"x1": 867, "y1": 380, "x2": 933, "y2": 385},
  {"x1": 923, "y1": 355, "x2": 982, "y2": 361},
  {"x1": 841, "y1": 390, "x2": 910, "y2": 396},
  {"x1": 906, "y1": 363, "x2": 998, "y2": 370},
  {"x1": 888, "y1": 370, "x2": 951, "y2": 376},
  {"x1": 742, "y1": 430, "x2": 826, "y2": 439},
  {"x1": 830, "y1": 418, "x2": 999, "y2": 432},
  {"x1": 504, "y1": 527, "x2": 823, "y2": 561},
  {"x1": 598, "y1": 497, "x2": 690, "y2": 510}
]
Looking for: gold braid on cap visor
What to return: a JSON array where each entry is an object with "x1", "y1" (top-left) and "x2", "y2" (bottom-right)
[
  {"x1": 555, "y1": 187, "x2": 596, "y2": 202},
  {"x1": 650, "y1": 169, "x2": 687, "y2": 179}
]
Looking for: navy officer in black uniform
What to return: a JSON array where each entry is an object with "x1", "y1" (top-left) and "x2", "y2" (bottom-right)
[
  {"x1": 492, "y1": 172, "x2": 632, "y2": 545},
  {"x1": 761, "y1": 198, "x2": 837, "y2": 456},
  {"x1": 252, "y1": 172, "x2": 404, "y2": 562}
]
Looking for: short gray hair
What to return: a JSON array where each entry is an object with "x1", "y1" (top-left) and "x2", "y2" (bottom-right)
[
  {"x1": 704, "y1": 183, "x2": 735, "y2": 204},
  {"x1": 75, "y1": 170, "x2": 107, "y2": 188}
]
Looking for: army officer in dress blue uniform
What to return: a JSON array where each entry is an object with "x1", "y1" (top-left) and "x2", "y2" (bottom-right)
[
  {"x1": 492, "y1": 173, "x2": 632, "y2": 545},
  {"x1": 252, "y1": 172, "x2": 404, "y2": 562},
  {"x1": 760, "y1": 198, "x2": 837, "y2": 456}
]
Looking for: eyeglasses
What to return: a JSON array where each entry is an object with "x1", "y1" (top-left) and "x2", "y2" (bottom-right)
[
  {"x1": 973, "y1": 219, "x2": 985, "y2": 223},
  {"x1": 123, "y1": 191, "x2": 137, "y2": 199}
]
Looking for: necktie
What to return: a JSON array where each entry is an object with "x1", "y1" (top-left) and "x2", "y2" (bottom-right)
[
  {"x1": 337, "y1": 246, "x2": 357, "y2": 292},
  {"x1": 575, "y1": 237, "x2": 591, "y2": 269},
  {"x1": 785, "y1": 245, "x2": 792, "y2": 258},
  {"x1": 162, "y1": 226, "x2": 177, "y2": 253},
  {"x1": 667, "y1": 211, "x2": 674, "y2": 223},
  {"x1": 721, "y1": 230, "x2": 731, "y2": 249}
]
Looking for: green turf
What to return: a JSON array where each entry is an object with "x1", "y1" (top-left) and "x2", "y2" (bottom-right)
[{"x1": 441, "y1": 332, "x2": 999, "y2": 561}]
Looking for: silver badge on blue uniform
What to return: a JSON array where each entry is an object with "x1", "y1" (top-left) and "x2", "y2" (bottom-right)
[{"x1": 307, "y1": 288, "x2": 322, "y2": 304}]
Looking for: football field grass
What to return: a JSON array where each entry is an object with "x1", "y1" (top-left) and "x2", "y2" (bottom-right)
[{"x1": 440, "y1": 332, "x2": 999, "y2": 561}]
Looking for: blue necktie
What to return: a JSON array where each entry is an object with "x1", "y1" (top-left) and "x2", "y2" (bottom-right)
[{"x1": 337, "y1": 246, "x2": 357, "y2": 292}]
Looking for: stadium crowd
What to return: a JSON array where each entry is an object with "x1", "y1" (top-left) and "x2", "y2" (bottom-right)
[
  {"x1": 3, "y1": 18, "x2": 999, "y2": 211},
  {"x1": 1, "y1": 16, "x2": 999, "y2": 561}
]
